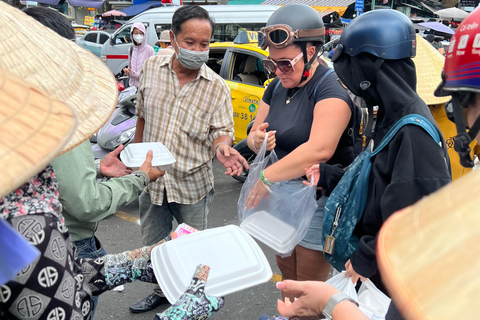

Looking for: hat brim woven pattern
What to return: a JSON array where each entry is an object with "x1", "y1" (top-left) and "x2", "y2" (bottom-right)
[
  {"x1": 0, "y1": 71, "x2": 76, "y2": 197},
  {"x1": 0, "y1": 3, "x2": 118, "y2": 154},
  {"x1": 377, "y1": 170, "x2": 480, "y2": 320},
  {"x1": 413, "y1": 35, "x2": 450, "y2": 106}
]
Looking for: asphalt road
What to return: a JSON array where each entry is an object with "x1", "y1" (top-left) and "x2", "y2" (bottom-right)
[{"x1": 94, "y1": 159, "x2": 283, "y2": 320}]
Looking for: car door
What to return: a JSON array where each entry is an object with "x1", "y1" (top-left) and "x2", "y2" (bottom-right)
[
  {"x1": 223, "y1": 48, "x2": 268, "y2": 142},
  {"x1": 82, "y1": 32, "x2": 100, "y2": 57}
]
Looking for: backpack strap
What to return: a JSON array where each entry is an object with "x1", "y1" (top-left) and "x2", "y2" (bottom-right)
[{"x1": 371, "y1": 114, "x2": 441, "y2": 157}]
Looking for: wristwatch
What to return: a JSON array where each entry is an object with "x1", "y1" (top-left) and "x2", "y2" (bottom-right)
[{"x1": 322, "y1": 292, "x2": 359, "y2": 320}]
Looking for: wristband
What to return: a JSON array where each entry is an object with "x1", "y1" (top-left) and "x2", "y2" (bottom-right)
[
  {"x1": 260, "y1": 169, "x2": 274, "y2": 186},
  {"x1": 252, "y1": 134, "x2": 259, "y2": 151},
  {"x1": 322, "y1": 292, "x2": 359, "y2": 320},
  {"x1": 95, "y1": 158, "x2": 102, "y2": 179}
]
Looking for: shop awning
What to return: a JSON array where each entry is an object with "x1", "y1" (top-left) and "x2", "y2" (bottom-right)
[
  {"x1": 260, "y1": 0, "x2": 355, "y2": 15},
  {"x1": 120, "y1": 1, "x2": 164, "y2": 17},
  {"x1": 36, "y1": 0, "x2": 104, "y2": 8}
]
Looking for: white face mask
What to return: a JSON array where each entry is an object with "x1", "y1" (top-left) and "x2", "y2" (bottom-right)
[{"x1": 133, "y1": 34, "x2": 144, "y2": 44}]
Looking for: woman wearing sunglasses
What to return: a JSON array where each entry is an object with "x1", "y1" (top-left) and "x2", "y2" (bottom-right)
[{"x1": 244, "y1": 4, "x2": 355, "y2": 301}]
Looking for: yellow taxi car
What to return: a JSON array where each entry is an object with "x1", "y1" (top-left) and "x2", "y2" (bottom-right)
[
  {"x1": 208, "y1": 31, "x2": 332, "y2": 142},
  {"x1": 207, "y1": 31, "x2": 270, "y2": 143}
]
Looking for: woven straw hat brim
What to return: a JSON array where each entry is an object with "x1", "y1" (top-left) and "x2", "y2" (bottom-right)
[
  {"x1": 0, "y1": 71, "x2": 76, "y2": 197},
  {"x1": 0, "y1": 3, "x2": 117, "y2": 154},
  {"x1": 377, "y1": 170, "x2": 480, "y2": 320},
  {"x1": 412, "y1": 35, "x2": 450, "y2": 106}
]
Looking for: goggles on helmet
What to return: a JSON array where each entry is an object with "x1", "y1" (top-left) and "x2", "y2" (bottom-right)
[
  {"x1": 262, "y1": 52, "x2": 303, "y2": 74},
  {"x1": 258, "y1": 24, "x2": 325, "y2": 50}
]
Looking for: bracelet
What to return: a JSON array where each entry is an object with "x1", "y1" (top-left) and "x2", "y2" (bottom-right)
[
  {"x1": 322, "y1": 292, "x2": 359, "y2": 320},
  {"x1": 260, "y1": 169, "x2": 274, "y2": 186},
  {"x1": 252, "y1": 134, "x2": 259, "y2": 151},
  {"x1": 95, "y1": 159, "x2": 102, "y2": 179}
]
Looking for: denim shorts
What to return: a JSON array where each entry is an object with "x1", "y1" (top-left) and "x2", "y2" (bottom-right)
[{"x1": 299, "y1": 195, "x2": 327, "y2": 251}]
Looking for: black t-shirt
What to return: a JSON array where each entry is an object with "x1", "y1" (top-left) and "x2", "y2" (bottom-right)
[{"x1": 262, "y1": 65, "x2": 354, "y2": 166}]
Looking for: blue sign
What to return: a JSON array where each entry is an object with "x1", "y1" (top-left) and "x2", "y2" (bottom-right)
[{"x1": 355, "y1": 0, "x2": 364, "y2": 11}]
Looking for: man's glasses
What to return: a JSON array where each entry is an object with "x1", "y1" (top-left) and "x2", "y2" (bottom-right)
[{"x1": 262, "y1": 52, "x2": 303, "y2": 74}]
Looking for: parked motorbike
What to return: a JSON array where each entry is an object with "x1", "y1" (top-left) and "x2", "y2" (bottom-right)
[
  {"x1": 91, "y1": 85, "x2": 138, "y2": 159},
  {"x1": 232, "y1": 118, "x2": 256, "y2": 183}
]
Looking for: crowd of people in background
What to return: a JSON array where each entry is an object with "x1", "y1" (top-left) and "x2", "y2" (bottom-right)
[{"x1": 1, "y1": 2, "x2": 480, "y2": 320}]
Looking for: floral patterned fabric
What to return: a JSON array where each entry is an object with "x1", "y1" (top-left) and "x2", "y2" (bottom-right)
[{"x1": 0, "y1": 166, "x2": 158, "y2": 320}]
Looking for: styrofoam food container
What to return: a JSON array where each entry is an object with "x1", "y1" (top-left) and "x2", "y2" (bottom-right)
[
  {"x1": 151, "y1": 225, "x2": 273, "y2": 304},
  {"x1": 120, "y1": 142, "x2": 175, "y2": 171},
  {"x1": 240, "y1": 210, "x2": 297, "y2": 255}
]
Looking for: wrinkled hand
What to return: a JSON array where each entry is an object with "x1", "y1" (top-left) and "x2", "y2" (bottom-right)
[
  {"x1": 123, "y1": 67, "x2": 131, "y2": 76},
  {"x1": 252, "y1": 122, "x2": 276, "y2": 152},
  {"x1": 344, "y1": 260, "x2": 366, "y2": 284},
  {"x1": 155, "y1": 264, "x2": 224, "y2": 320},
  {"x1": 139, "y1": 150, "x2": 165, "y2": 182},
  {"x1": 216, "y1": 144, "x2": 249, "y2": 176},
  {"x1": 276, "y1": 280, "x2": 339, "y2": 319},
  {"x1": 245, "y1": 178, "x2": 270, "y2": 209},
  {"x1": 100, "y1": 144, "x2": 133, "y2": 177},
  {"x1": 303, "y1": 165, "x2": 320, "y2": 187}
]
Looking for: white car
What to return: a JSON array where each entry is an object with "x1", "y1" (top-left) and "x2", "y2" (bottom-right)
[{"x1": 77, "y1": 30, "x2": 111, "y2": 58}]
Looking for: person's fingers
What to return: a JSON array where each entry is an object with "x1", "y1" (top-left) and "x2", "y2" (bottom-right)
[
  {"x1": 238, "y1": 155, "x2": 249, "y2": 169},
  {"x1": 258, "y1": 122, "x2": 269, "y2": 131},
  {"x1": 109, "y1": 144, "x2": 124, "y2": 157},
  {"x1": 145, "y1": 150, "x2": 153, "y2": 163},
  {"x1": 277, "y1": 298, "x2": 298, "y2": 318},
  {"x1": 125, "y1": 168, "x2": 133, "y2": 174},
  {"x1": 276, "y1": 280, "x2": 304, "y2": 295}
]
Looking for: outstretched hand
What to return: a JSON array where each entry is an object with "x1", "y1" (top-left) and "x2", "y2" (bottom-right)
[
  {"x1": 100, "y1": 144, "x2": 133, "y2": 177},
  {"x1": 139, "y1": 150, "x2": 165, "y2": 182},
  {"x1": 155, "y1": 264, "x2": 224, "y2": 320},
  {"x1": 276, "y1": 280, "x2": 339, "y2": 319},
  {"x1": 216, "y1": 143, "x2": 249, "y2": 176}
]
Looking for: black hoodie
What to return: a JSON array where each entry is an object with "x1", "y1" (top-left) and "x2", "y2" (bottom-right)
[{"x1": 333, "y1": 54, "x2": 452, "y2": 318}]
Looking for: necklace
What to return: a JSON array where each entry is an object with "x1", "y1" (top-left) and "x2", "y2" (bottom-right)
[{"x1": 286, "y1": 88, "x2": 301, "y2": 104}]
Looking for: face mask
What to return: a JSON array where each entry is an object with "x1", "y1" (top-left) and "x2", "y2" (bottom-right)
[
  {"x1": 133, "y1": 34, "x2": 144, "y2": 44},
  {"x1": 174, "y1": 36, "x2": 209, "y2": 70}
]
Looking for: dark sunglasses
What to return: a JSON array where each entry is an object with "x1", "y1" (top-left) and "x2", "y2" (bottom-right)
[{"x1": 262, "y1": 52, "x2": 303, "y2": 74}]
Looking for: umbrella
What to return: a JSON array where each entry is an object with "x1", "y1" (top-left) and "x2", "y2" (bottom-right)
[
  {"x1": 102, "y1": 10, "x2": 127, "y2": 18},
  {"x1": 418, "y1": 21, "x2": 455, "y2": 35},
  {"x1": 435, "y1": 7, "x2": 469, "y2": 20}
]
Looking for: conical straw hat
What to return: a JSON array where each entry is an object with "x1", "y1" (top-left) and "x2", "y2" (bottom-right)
[
  {"x1": 413, "y1": 35, "x2": 450, "y2": 106},
  {"x1": 0, "y1": 70, "x2": 76, "y2": 197},
  {"x1": 377, "y1": 169, "x2": 480, "y2": 320},
  {"x1": 0, "y1": 3, "x2": 117, "y2": 154}
]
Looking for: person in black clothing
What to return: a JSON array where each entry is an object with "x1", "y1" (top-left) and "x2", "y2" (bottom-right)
[{"x1": 302, "y1": 9, "x2": 451, "y2": 320}]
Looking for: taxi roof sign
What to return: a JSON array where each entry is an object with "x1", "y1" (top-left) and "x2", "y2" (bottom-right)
[{"x1": 234, "y1": 31, "x2": 259, "y2": 44}]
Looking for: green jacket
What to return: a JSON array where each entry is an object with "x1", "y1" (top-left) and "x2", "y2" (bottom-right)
[{"x1": 51, "y1": 141, "x2": 148, "y2": 242}]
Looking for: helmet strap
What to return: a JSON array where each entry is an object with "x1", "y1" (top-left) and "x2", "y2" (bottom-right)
[
  {"x1": 300, "y1": 43, "x2": 322, "y2": 83},
  {"x1": 452, "y1": 92, "x2": 478, "y2": 168}
]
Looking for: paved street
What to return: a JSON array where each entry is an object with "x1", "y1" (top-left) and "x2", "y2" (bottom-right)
[{"x1": 94, "y1": 159, "x2": 282, "y2": 320}]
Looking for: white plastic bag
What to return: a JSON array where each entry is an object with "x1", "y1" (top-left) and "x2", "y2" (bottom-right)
[
  {"x1": 325, "y1": 272, "x2": 358, "y2": 302},
  {"x1": 357, "y1": 279, "x2": 391, "y2": 320},
  {"x1": 237, "y1": 133, "x2": 318, "y2": 256}
]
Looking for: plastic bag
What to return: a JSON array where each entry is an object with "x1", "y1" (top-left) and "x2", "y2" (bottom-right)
[
  {"x1": 238, "y1": 133, "x2": 318, "y2": 256},
  {"x1": 325, "y1": 272, "x2": 358, "y2": 302},
  {"x1": 357, "y1": 279, "x2": 391, "y2": 320}
]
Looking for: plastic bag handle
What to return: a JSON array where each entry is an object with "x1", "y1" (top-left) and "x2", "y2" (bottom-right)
[{"x1": 255, "y1": 131, "x2": 269, "y2": 162}]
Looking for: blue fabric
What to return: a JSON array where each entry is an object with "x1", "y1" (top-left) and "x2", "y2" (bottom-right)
[
  {"x1": 0, "y1": 219, "x2": 40, "y2": 286},
  {"x1": 120, "y1": 1, "x2": 164, "y2": 17}
]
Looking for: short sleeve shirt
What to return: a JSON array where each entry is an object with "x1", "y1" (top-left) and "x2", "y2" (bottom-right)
[
  {"x1": 262, "y1": 65, "x2": 354, "y2": 166},
  {"x1": 136, "y1": 55, "x2": 234, "y2": 205}
]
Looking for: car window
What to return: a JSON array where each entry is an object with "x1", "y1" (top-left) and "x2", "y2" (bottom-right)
[
  {"x1": 207, "y1": 49, "x2": 227, "y2": 75},
  {"x1": 114, "y1": 26, "x2": 131, "y2": 44},
  {"x1": 231, "y1": 52, "x2": 268, "y2": 86},
  {"x1": 99, "y1": 34, "x2": 110, "y2": 44},
  {"x1": 84, "y1": 33, "x2": 97, "y2": 43},
  {"x1": 154, "y1": 24, "x2": 172, "y2": 38}
]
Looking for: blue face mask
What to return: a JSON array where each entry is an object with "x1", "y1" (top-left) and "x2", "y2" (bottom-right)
[{"x1": 174, "y1": 36, "x2": 209, "y2": 70}]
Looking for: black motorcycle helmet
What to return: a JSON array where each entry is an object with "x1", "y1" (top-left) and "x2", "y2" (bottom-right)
[{"x1": 259, "y1": 4, "x2": 325, "y2": 82}]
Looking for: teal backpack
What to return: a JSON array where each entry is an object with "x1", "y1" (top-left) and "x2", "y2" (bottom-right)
[{"x1": 322, "y1": 114, "x2": 441, "y2": 271}]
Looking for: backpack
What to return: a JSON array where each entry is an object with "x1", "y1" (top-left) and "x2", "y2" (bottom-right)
[{"x1": 322, "y1": 114, "x2": 441, "y2": 271}]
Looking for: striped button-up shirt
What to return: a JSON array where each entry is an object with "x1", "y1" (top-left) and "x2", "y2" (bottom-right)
[{"x1": 137, "y1": 54, "x2": 234, "y2": 205}]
